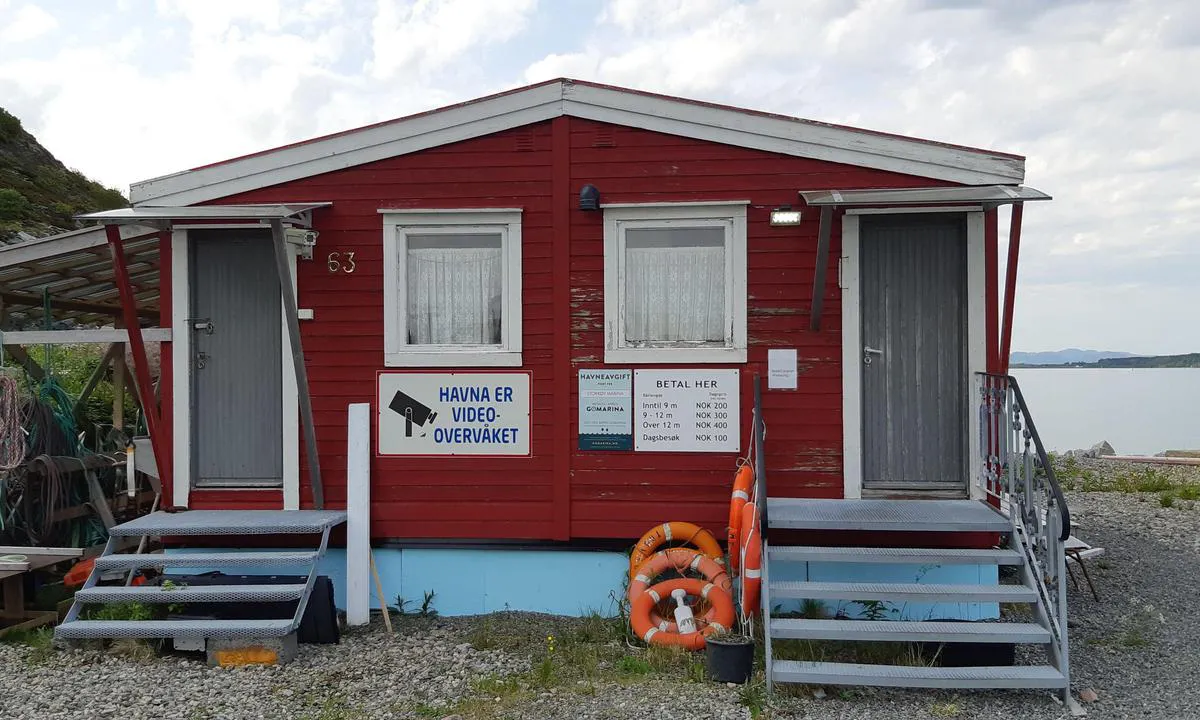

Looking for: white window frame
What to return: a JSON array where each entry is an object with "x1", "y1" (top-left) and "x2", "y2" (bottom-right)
[
  {"x1": 381, "y1": 208, "x2": 523, "y2": 367},
  {"x1": 603, "y1": 202, "x2": 748, "y2": 364}
]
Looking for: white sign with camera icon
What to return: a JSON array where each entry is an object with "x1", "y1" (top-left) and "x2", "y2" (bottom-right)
[{"x1": 377, "y1": 372, "x2": 531, "y2": 456}]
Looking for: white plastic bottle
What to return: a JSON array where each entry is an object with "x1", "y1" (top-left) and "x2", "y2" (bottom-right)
[{"x1": 671, "y1": 588, "x2": 697, "y2": 634}]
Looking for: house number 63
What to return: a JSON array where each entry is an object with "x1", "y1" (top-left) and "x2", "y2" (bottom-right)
[{"x1": 327, "y1": 251, "x2": 356, "y2": 274}]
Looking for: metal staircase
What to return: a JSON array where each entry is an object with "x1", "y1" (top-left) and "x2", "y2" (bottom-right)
[
  {"x1": 753, "y1": 374, "x2": 1075, "y2": 702},
  {"x1": 56, "y1": 510, "x2": 345, "y2": 642}
]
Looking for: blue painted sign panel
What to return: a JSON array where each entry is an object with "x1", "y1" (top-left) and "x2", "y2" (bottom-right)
[{"x1": 578, "y1": 369, "x2": 633, "y2": 451}]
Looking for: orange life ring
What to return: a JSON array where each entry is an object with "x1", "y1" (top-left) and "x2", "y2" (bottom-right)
[
  {"x1": 629, "y1": 548, "x2": 732, "y2": 632},
  {"x1": 630, "y1": 578, "x2": 735, "y2": 651},
  {"x1": 739, "y1": 501, "x2": 762, "y2": 617},
  {"x1": 629, "y1": 522, "x2": 724, "y2": 577},
  {"x1": 727, "y1": 464, "x2": 754, "y2": 574}
]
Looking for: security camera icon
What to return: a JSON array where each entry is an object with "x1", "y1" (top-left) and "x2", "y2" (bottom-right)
[{"x1": 388, "y1": 391, "x2": 438, "y2": 438}]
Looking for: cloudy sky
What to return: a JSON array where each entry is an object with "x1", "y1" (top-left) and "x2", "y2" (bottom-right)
[{"x1": 1, "y1": 0, "x2": 1196, "y2": 354}]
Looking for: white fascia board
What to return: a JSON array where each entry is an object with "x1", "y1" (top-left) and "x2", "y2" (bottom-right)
[
  {"x1": 130, "y1": 82, "x2": 566, "y2": 206},
  {"x1": 127, "y1": 79, "x2": 1026, "y2": 208},
  {"x1": 0, "y1": 224, "x2": 158, "y2": 268},
  {"x1": 563, "y1": 83, "x2": 1025, "y2": 186}
]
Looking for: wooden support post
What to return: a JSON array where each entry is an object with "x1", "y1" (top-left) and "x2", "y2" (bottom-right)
[
  {"x1": 105, "y1": 224, "x2": 172, "y2": 488},
  {"x1": 809, "y1": 206, "x2": 834, "y2": 331},
  {"x1": 270, "y1": 219, "x2": 323, "y2": 509},
  {"x1": 999, "y1": 203, "x2": 1024, "y2": 375},
  {"x1": 112, "y1": 333, "x2": 126, "y2": 431}
]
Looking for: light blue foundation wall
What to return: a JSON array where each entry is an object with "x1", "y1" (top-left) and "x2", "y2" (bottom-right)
[
  {"x1": 770, "y1": 562, "x2": 1000, "y2": 621},
  {"x1": 165, "y1": 548, "x2": 998, "y2": 620}
]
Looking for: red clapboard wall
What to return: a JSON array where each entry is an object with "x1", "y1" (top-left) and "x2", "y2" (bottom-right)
[{"x1": 189, "y1": 116, "x2": 957, "y2": 542}]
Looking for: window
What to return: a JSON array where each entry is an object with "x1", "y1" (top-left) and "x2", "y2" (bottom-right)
[
  {"x1": 382, "y1": 209, "x2": 522, "y2": 366},
  {"x1": 604, "y1": 203, "x2": 747, "y2": 363}
]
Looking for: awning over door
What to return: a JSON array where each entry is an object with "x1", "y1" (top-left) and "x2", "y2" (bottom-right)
[
  {"x1": 78, "y1": 202, "x2": 330, "y2": 226},
  {"x1": 799, "y1": 185, "x2": 1050, "y2": 207}
]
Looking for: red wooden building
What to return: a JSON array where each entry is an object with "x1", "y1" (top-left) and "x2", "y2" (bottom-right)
[{"x1": 81, "y1": 80, "x2": 1045, "y2": 547}]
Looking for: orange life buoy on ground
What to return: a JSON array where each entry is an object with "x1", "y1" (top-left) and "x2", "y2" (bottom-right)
[
  {"x1": 739, "y1": 501, "x2": 762, "y2": 617},
  {"x1": 631, "y1": 577, "x2": 735, "y2": 651},
  {"x1": 629, "y1": 548, "x2": 732, "y2": 632},
  {"x1": 727, "y1": 463, "x2": 754, "y2": 574},
  {"x1": 629, "y1": 522, "x2": 724, "y2": 577}
]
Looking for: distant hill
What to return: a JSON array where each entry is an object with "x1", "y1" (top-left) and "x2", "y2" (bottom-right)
[
  {"x1": 0, "y1": 107, "x2": 127, "y2": 243},
  {"x1": 1012, "y1": 352, "x2": 1200, "y2": 369},
  {"x1": 1010, "y1": 349, "x2": 1139, "y2": 365}
]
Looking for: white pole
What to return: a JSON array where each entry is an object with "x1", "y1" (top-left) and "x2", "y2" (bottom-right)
[{"x1": 346, "y1": 402, "x2": 371, "y2": 626}]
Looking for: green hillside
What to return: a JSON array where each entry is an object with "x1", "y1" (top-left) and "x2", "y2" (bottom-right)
[{"x1": 0, "y1": 107, "x2": 127, "y2": 241}]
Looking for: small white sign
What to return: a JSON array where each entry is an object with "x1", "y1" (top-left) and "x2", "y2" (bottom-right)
[
  {"x1": 377, "y1": 372, "x2": 530, "y2": 456},
  {"x1": 768, "y1": 348, "x2": 798, "y2": 389},
  {"x1": 634, "y1": 369, "x2": 739, "y2": 453}
]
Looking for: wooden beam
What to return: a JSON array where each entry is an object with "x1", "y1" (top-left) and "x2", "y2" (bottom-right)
[
  {"x1": 2, "y1": 344, "x2": 45, "y2": 382},
  {"x1": 271, "y1": 219, "x2": 323, "y2": 508},
  {"x1": 984, "y1": 208, "x2": 1000, "y2": 372},
  {"x1": 809, "y1": 205, "x2": 834, "y2": 331},
  {"x1": 999, "y1": 203, "x2": 1024, "y2": 374},
  {"x1": 105, "y1": 224, "x2": 172, "y2": 491},
  {"x1": 0, "y1": 290, "x2": 157, "y2": 320},
  {"x1": 72, "y1": 343, "x2": 122, "y2": 418},
  {"x1": 0, "y1": 328, "x2": 171, "y2": 345}
]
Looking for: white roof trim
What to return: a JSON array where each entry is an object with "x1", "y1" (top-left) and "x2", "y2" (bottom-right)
[{"x1": 130, "y1": 80, "x2": 1026, "y2": 207}]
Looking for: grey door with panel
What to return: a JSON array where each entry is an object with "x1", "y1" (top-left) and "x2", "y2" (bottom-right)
[
  {"x1": 190, "y1": 230, "x2": 283, "y2": 487},
  {"x1": 860, "y1": 215, "x2": 968, "y2": 490}
]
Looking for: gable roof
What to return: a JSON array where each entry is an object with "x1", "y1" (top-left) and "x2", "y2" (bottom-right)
[{"x1": 130, "y1": 79, "x2": 1026, "y2": 206}]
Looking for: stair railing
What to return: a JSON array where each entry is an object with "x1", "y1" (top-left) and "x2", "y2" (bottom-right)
[{"x1": 978, "y1": 372, "x2": 1071, "y2": 685}]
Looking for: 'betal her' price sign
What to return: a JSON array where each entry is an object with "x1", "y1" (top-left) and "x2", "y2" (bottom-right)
[
  {"x1": 377, "y1": 372, "x2": 530, "y2": 456},
  {"x1": 634, "y1": 369, "x2": 739, "y2": 453}
]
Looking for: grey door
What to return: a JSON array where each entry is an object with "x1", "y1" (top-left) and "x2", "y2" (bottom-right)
[
  {"x1": 190, "y1": 230, "x2": 283, "y2": 487},
  {"x1": 860, "y1": 215, "x2": 967, "y2": 491}
]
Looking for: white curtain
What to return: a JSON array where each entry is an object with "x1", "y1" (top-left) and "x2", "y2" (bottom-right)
[
  {"x1": 406, "y1": 248, "x2": 503, "y2": 344},
  {"x1": 624, "y1": 245, "x2": 725, "y2": 343}
]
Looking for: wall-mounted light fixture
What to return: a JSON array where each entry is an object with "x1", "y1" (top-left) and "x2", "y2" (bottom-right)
[
  {"x1": 770, "y1": 205, "x2": 802, "y2": 226},
  {"x1": 579, "y1": 184, "x2": 601, "y2": 211}
]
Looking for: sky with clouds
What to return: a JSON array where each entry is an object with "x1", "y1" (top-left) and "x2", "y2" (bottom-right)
[{"x1": 1, "y1": 0, "x2": 1196, "y2": 354}]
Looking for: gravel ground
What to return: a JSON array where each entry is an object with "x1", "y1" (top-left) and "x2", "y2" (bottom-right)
[{"x1": 2, "y1": 480, "x2": 1198, "y2": 719}]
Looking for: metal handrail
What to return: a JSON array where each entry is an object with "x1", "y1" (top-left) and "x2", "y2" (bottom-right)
[{"x1": 1006, "y1": 375, "x2": 1070, "y2": 541}]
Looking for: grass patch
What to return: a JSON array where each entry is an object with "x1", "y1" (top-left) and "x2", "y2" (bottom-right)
[
  {"x1": 0, "y1": 626, "x2": 56, "y2": 665},
  {"x1": 774, "y1": 638, "x2": 936, "y2": 666},
  {"x1": 1160, "y1": 492, "x2": 1175, "y2": 508},
  {"x1": 931, "y1": 697, "x2": 964, "y2": 717},
  {"x1": 1053, "y1": 458, "x2": 1200, "y2": 497},
  {"x1": 109, "y1": 638, "x2": 157, "y2": 663}
]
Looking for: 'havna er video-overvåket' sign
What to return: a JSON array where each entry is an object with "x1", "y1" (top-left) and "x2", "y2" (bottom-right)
[{"x1": 377, "y1": 372, "x2": 530, "y2": 455}]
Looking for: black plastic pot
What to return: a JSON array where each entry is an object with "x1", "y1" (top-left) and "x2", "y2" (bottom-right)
[{"x1": 705, "y1": 634, "x2": 755, "y2": 683}]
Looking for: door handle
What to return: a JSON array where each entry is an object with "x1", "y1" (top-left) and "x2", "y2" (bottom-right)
[
  {"x1": 863, "y1": 346, "x2": 883, "y2": 365},
  {"x1": 190, "y1": 318, "x2": 214, "y2": 335}
]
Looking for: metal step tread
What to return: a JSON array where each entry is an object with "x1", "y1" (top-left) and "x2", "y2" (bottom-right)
[
  {"x1": 771, "y1": 660, "x2": 1067, "y2": 689},
  {"x1": 770, "y1": 580, "x2": 1037, "y2": 603},
  {"x1": 95, "y1": 551, "x2": 319, "y2": 570},
  {"x1": 76, "y1": 583, "x2": 308, "y2": 604},
  {"x1": 769, "y1": 545, "x2": 1023, "y2": 565},
  {"x1": 770, "y1": 619, "x2": 1050, "y2": 643},
  {"x1": 109, "y1": 510, "x2": 347, "y2": 537},
  {"x1": 766, "y1": 498, "x2": 1009, "y2": 532},
  {"x1": 54, "y1": 618, "x2": 295, "y2": 640}
]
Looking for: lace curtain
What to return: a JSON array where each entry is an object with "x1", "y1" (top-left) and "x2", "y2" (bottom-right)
[
  {"x1": 624, "y1": 244, "x2": 725, "y2": 343},
  {"x1": 406, "y1": 247, "x2": 503, "y2": 345}
]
